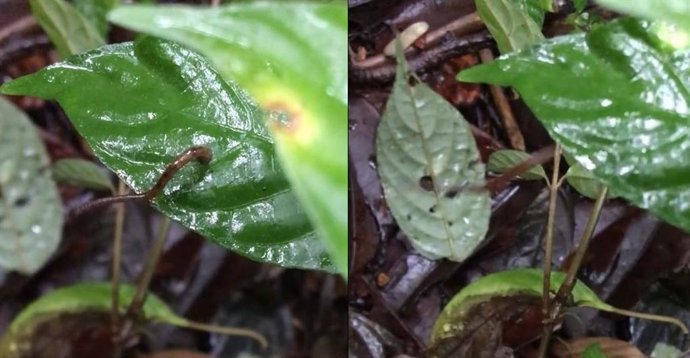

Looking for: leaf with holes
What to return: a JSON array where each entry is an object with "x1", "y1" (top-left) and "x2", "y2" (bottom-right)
[
  {"x1": 475, "y1": 0, "x2": 546, "y2": 53},
  {"x1": 487, "y1": 149, "x2": 547, "y2": 181},
  {"x1": 375, "y1": 49, "x2": 490, "y2": 262},
  {"x1": 52, "y1": 158, "x2": 114, "y2": 192},
  {"x1": 29, "y1": 0, "x2": 105, "y2": 57},
  {"x1": 0, "y1": 97, "x2": 62, "y2": 275},
  {"x1": 108, "y1": 2, "x2": 348, "y2": 276},
  {"x1": 1, "y1": 36, "x2": 333, "y2": 272}
]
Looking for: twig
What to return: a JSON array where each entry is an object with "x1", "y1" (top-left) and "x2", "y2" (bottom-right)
[
  {"x1": 538, "y1": 144, "x2": 561, "y2": 358},
  {"x1": 0, "y1": 16, "x2": 37, "y2": 43},
  {"x1": 111, "y1": 180, "x2": 127, "y2": 358},
  {"x1": 351, "y1": 12, "x2": 483, "y2": 69},
  {"x1": 479, "y1": 49, "x2": 525, "y2": 150},
  {"x1": 127, "y1": 217, "x2": 171, "y2": 318},
  {"x1": 349, "y1": 31, "x2": 493, "y2": 84},
  {"x1": 538, "y1": 186, "x2": 608, "y2": 357}
]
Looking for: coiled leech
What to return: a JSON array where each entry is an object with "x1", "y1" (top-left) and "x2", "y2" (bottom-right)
[{"x1": 69, "y1": 146, "x2": 213, "y2": 219}]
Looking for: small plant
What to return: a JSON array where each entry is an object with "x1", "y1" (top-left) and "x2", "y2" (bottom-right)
[{"x1": 0, "y1": 0, "x2": 345, "y2": 356}]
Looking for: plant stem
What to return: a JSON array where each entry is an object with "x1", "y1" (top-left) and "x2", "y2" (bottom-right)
[
  {"x1": 178, "y1": 319, "x2": 269, "y2": 349},
  {"x1": 111, "y1": 180, "x2": 126, "y2": 358},
  {"x1": 588, "y1": 305, "x2": 689, "y2": 334},
  {"x1": 126, "y1": 216, "x2": 171, "y2": 318},
  {"x1": 540, "y1": 143, "x2": 561, "y2": 345},
  {"x1": 538, "y1": 185, "x2": 608, "y2": 358}
]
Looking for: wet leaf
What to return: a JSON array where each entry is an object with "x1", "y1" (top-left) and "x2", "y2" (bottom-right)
[
  {"x1": 596, "y1": 0, "x2": 690, "y2": 35},
  {"x1": 0, "y1": 96, "x2": 62, "y2": 275},
  {"x1": 52, "y1": 158, "x2": 113, "y2": 192},
  {"x1": 1, "y1": 37, "x2": 333, "y2": 272},
  {"x1": 487, "y1": 149, "x2": 548, "y2": 181},
  {"x1": 458, "y1": 18, "x2": 690, "y2": 236},
  {"x1": 375, "y1": 49, "x2": 490, "y2": 262},
  {"x1": 475, "y1": 0, "x2": 545, "y2": 53},
  {"x1": 430, "y1": 268, "x2": 688, "y2": 348},
  {"x1": 108, "y1": 3, "x2": 348, "y2": 276},
  {"x1": 29, "y1": 0, "x2": 105, "y2": 57},
  {"x1": 73, "y1": 0, "x2": 117, "y2": 37}
]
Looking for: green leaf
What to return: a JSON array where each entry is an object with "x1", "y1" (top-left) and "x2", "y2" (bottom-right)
[
  {"x1": 73, "y1": 0, "x2": 118, "y2": 37},
  {"x1": 475, "y1": 0, "x2": 545, "y2": 53},
  {"x1": 596, "y1": 0, "x2": 690, "y2": 35},
  {"x1": 0, "y1": 97, "x2": 62, "y2": 275},
  {"x1": 52, "y1": 158, "x2": 114, "y2": 192},
  {"x1": 430, "y1": 268, "x2": 686, "y2": 346},
  {"x1": 487, "y1": 149, "x2": 548, "y2": 181},
  {"x1": 1, "y1": 37, "x2": 333, "y2": 272},
  {"x1": 458, "y1": 18, "x2": 690, "y2": 236},
  {"x1": 375, "y1": 49, "x2": 490, "y2": 262},
  {"x1": 5, "y1": 283, "x2": 181, "y2": 333},
  {"x1": 565, "y1": 162, "x2": 609, "y2": 200},
  {"x1": 574, "y1": 0, "x2": 587, "y2": 13},
  {"x1": 29, "y1": 0, "x2": 105, "y2": 57},
  {"x1": 651, "y1": 343, "x2": 683, "y2": 358},
  {"x1": 0, "y1": 283, "x2": 184, "y2": 355},
  {"x1": 0, "y1": 283, "x2": 267, "y2": 355},
  {"x1": 107, "y1": 3, "x2": 348, "y2": 277},
  {"x1": 582, "y1": 343, "x2": 608, "y2": 358}
]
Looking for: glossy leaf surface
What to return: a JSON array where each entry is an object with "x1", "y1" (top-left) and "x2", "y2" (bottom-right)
[
  {"x1": 29, "y1": 0, "x2": 105, "y2": 57},
  {"x1": 487, "y1": 149, "x2": 547, "y2": 180},
  {"x1": 475, "y1": 0, "x2": 545, "y2": 53},
  {"x1": 0, "y1": 97, "x2": 62, "y2": 275},
  {"x1": 1, "y1": 37, "x2": 333, "y2": 272},
  {"x1": 52, "y1": 158, "x2": 114, "y2": 192},
  {"x1": 108, "y1": 2, "x2": 348, "y2": 276},
  {"x1": 458, "y1": 18, "x2": 690, "y2": 235},
  {"x1": 376, "y1": 51, "x2": 490, "y2": 262}
]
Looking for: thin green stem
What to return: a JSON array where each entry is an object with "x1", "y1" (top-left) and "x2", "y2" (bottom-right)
[
  {"x1": 585, "y1": 305, "x2": 688, "y2": 334},
  {"x1": 542, "y1": 145, "x2": 561, "y2": 310},
  {"x1": 538, "y1": 144, "x2": 561, "y2": 358},
  {"x1": 127, "y1": 216, "x2": 171, "y2": 318},
  {"x1": 177, "y1": 319, "x2": 268, "y2": 349},
  {"x1": 111, "y1": 180, "x2": 126, "y2": 358},
  {"x1": 538, "y1": 185, "x2": 608, "y2": 357}
]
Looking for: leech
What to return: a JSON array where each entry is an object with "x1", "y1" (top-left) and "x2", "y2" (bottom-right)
[{"x1": 69, "y1": 146, "x2": 212, "y2": 220}]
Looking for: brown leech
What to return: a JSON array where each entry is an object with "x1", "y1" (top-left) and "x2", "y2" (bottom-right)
[{"x1": 69, "y1": 146, "x2": 212, "y2": 219}]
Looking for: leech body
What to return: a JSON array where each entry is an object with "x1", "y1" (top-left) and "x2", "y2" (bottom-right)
[
  {"x1": 68, "y1": 146, "x2": 212, "y2": 220},
  {"x1": 143, "y1": 145, "x2": 212, "y2": 200}
]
